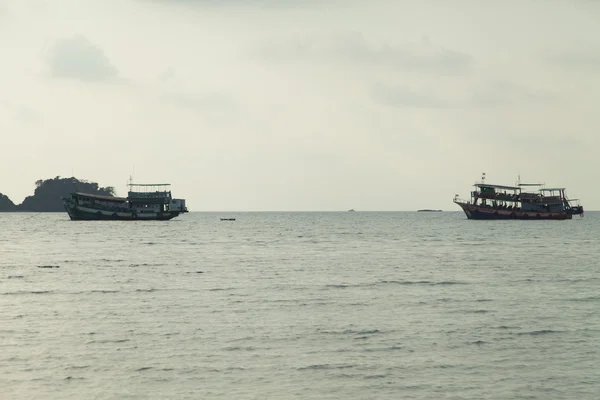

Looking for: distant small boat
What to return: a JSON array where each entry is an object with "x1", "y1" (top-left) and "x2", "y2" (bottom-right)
[
  {"x1": 348, "y1": 209, "x2": 355, "y2": 212},
  {"x1": 220, "y1": 218, "x2": 236, "y2": 221}
]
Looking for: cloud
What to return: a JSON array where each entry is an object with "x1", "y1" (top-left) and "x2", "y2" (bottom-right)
[
  {"x1": 545, "y1": 50, "x2": 600, "y2": 69},
  {"x1": 372, "y1": 79, "x2": 556, "y2": 110},
  {"x1": 45, "y1": 35, "x2": 118, "y2": 82},
  {"x1": 372, "y1": 82, "x2": 449, "y2": 109},
  {"x1": 257, "y1": 34, "x2": 471, "y2": 75},
  {"x1": 154, "y1": 66, "x2": 238, "y2": 113},
  {"x1": 142, "y1": 0, "x2": 335, "y2": 7},
  {"x1": 161, "y1": 90, "x2": 237, "y2": 112},
  {"x1": 471, "y1": 81, "x2": 554, "y2": 108},
  {"x1": 158, "y1": 66, "x2": 175, "y2": 82},
  {"x1": 5, "y1": 103, "x2": 42, "y2": 124}
]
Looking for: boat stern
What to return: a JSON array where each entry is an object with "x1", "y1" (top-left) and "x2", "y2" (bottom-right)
[
  {"x1": 570, "y1": 205, "x2": 584, "y2": 217},
  {"x1": 170, "y1": 198, "x2": 188, "y2": 213}
]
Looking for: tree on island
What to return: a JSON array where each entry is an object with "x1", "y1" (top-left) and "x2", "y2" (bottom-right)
[{"x1": 0, "y1": 176, "x2": 115, "y2": 212}]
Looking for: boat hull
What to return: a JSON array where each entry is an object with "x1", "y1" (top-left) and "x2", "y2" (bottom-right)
[
  {"x1": 63, "y1": 203, "x2": 180, "y2": 221},
  {"x1": 454, "y1": 202, "x2": 573, "y2": 220}
]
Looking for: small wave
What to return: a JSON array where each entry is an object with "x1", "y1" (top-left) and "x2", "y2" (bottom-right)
[
  {"x1": 87, "y1": 339, "x2": 130, "y2": 344},
  {"x1": 223, "y1": 346, "x2": 256, "y2": 351},
  {"x1": 227, "y1": 336, "x2": 255, "y2": 342},
  {"x1": 297, "y1": 364, "x2": 355, "y2": 371},
  {"x1": 363, "y1": 345, "x2": 404, "y2": 352},
  {"x1": 225, "y1": 367, "x2": 245, "y2": 371},
  {"x1": 135, "y1": 289, "x2": 158, "y2": 292},
  {"x1": 348, "y1": 329, "x2": 380, "y2": 335},
  {"x1": 324, "y1": 280, "x2": 468, "y2": 289},
  {"x1": 318, "y1": 329, "x2": 382, "y2": 336},
  {"x1": 8, "y1": 275, "x2": 24, "y2": 279},
  {"x1": 66, "y1": 365, "x2": 90, "y2": 370},
  {"x1": 37, "y1": 265, "x2": 60, "y2": 269},
  {"x1": 556, "y1": 278, "x2": 597, "y2": 283},
  {"x1": 469, "y1": 340, "x2": 486, "y2": 345},
  {"x1": 90, "y1": 290, "x2": 119, "y2": 294},
  {"x1": 128, "y1": 263, "x2": 166, "y2": 268},
  {"x1": 135, "y1": 367, "x2": 153, "y2": 372},
  {"x1": 517, "y1": 330, "x2": 562, "y2": 336},
  {"x1": 564, "y1": 296, "x2": 600, "y2": 302},
  {"x1": 364, "y1": 374, "x2": 389, "y2": 379},
  {"x1": 380, "y1": 280, "x2": 468, "y2": 286},
  {"x1": 0, "y1": 290, "x2": 54, "y2": 295}
]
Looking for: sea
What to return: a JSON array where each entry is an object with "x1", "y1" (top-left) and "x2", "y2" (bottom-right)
[{"x1": 1, "y1": 211, "x2": 598, "y2": 399}]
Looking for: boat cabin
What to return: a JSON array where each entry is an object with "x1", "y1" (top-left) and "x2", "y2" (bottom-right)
[{"x1": 127, "y1": 183, "x2": 187, "y2": 213}]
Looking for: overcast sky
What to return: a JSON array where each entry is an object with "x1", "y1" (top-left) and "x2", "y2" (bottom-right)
[{"x1": 1, "y1": 0, "x2": 599, "y2": 211}]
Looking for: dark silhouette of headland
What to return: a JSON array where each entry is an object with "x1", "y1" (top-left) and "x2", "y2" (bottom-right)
[{"x1": 0, "y1": 176, "x2": 114, "y2": 212}]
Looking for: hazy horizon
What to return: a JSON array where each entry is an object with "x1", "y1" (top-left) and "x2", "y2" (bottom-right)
[{"x1": 2, "y1": 0, "x2": 599, "y2": 211}]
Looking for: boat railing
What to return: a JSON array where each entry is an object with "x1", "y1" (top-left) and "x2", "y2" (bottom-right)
[
  {"x1": 476, "y1": 192, "x2": 518, "y2": 202},
  {"x1": 520, "y1": 192, "x2": 540, "y2": 200},
  {"x1": 540, "y1": 196, "x2": 563, "y2": 205},
  {"x1": 83, "y1": 203, "x2": 127, "y2": 212}
]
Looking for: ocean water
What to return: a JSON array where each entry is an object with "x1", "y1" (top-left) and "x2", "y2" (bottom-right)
[{"x1": 1, "y1": 211, "x2": 598, "y2": 399}]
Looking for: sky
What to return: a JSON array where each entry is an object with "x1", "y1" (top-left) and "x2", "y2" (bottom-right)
[{"x1": 1, "y1": 0, "x2": 599, "y2": 211}]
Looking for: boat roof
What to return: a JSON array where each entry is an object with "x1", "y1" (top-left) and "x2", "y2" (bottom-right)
[
  {"x1": 73, "y1": 192, "x2": 127, "y2": 202},
  {"x1": 474, "y1": 183, "x2": 520, "y2": 190},
  {"x1": 540, "y1": 188, "x2": 565, "y2": 191},
  {"x1": 129, "y1": 183, "x2": 170, "y2": 187}
]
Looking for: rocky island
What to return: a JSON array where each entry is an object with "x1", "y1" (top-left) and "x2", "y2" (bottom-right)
[{"x1": 0, "y1": 176, "x2": 114, "y2": 212}]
